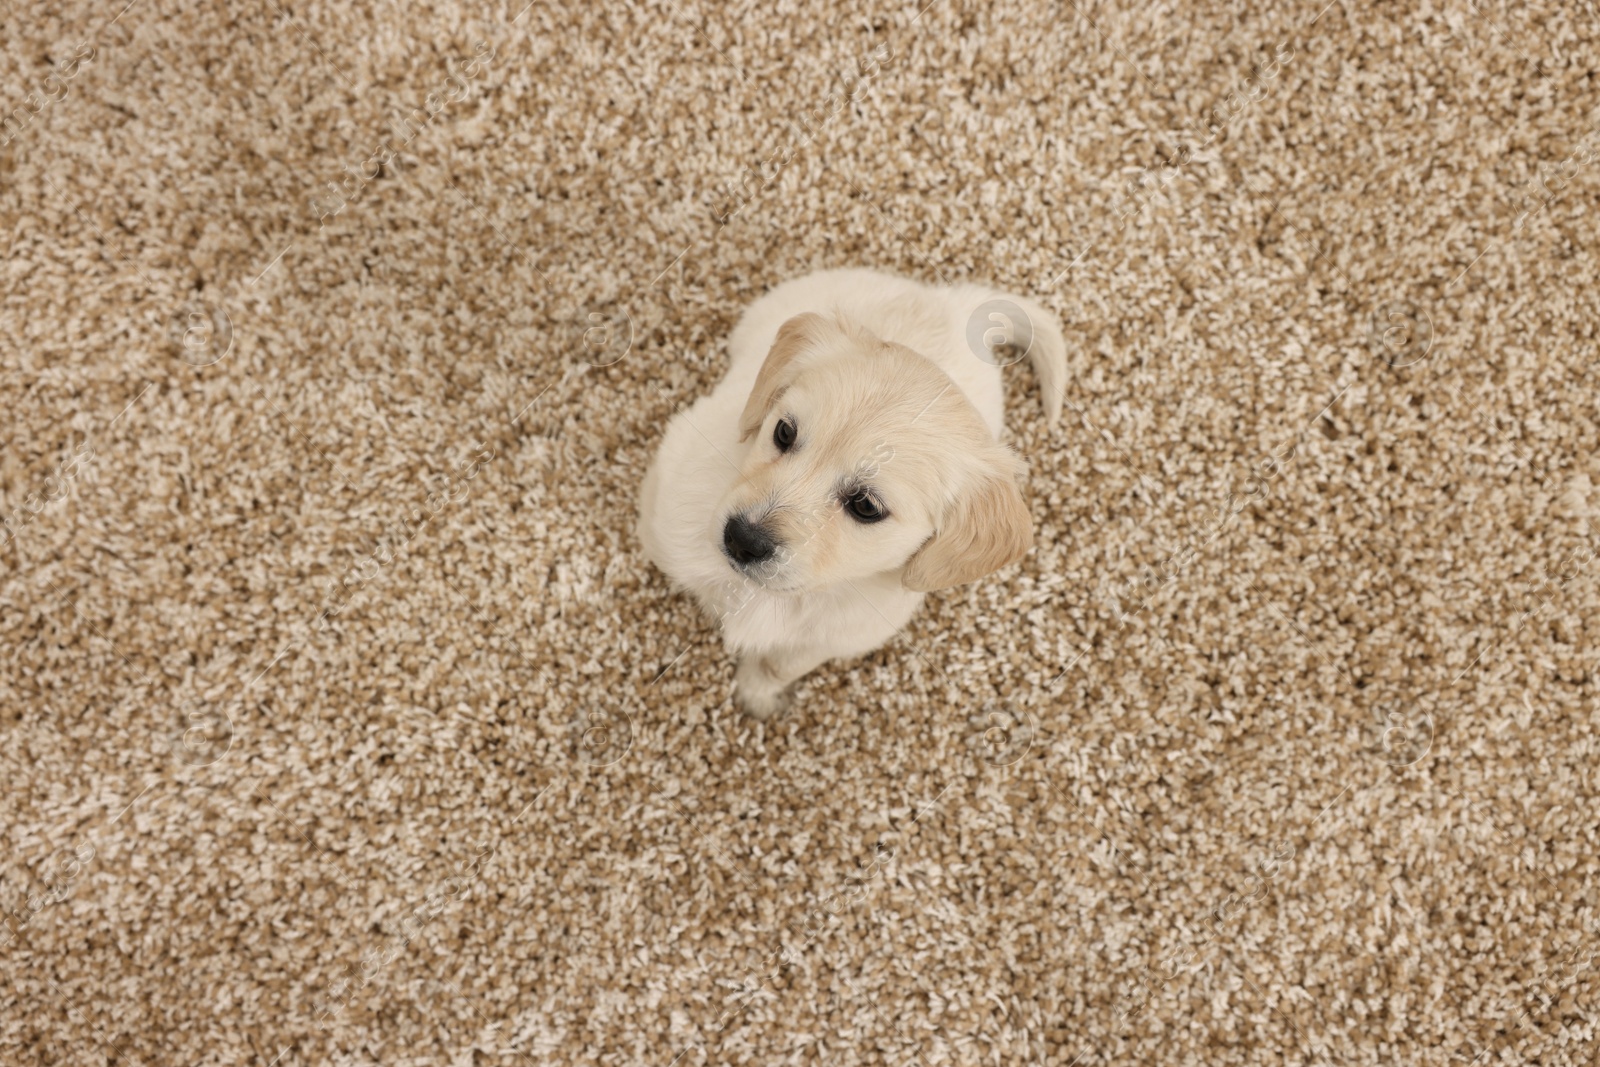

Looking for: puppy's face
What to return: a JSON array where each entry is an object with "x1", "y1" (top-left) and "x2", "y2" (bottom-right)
[{"x1": 714, "y1": 313, "x2": 1033, "y2": 594}]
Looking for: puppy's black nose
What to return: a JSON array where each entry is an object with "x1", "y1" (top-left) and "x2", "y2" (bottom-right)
[{"x1": 723, "y1": 514, "x2": 776, "y2": 566}]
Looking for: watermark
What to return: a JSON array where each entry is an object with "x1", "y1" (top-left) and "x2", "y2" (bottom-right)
[
  {"x1": 575, "y1": 305, "x2": 633, "y2": 368},
  {"x1": 313, "y1": 844, "x2": 494, "y2": 1028},
  {"x1": 1541, "y1": 545, "x2": 1598, "y2": 587},
  {"x1": 1506, "y1": 544, "x2": 1597, "y2": 628},
  {"x1": 310, "y1": 42, "x2": 496, "y2": 227},
  {"x1": 708, "y1": 39, "x2": 894, "y2": 224},
  {"x1": 0, "y1": 840, "x2": 96, "y2": 948},
  {"x1": 1183, "y1": 43, "x2": 1296, "y2": 151},
  {"x1": 1369, "y1": 300, "x2": 1434, "y2": 367},
  {"x1": 965, "y1": 299, "x2": 1035, "y2": 368},
  {"x1": 730, "y1": 443, "x2": 894, "y2": 587},
  {"x1": 1462, "y1": 917, "x2": 1598, "y2": 1065},
  {"x1": 1106, "y1": 146, "x2": 1199, "y2": 234},
  {"x1": 571, "y1": 705, "x2": 633, "y2": 767},
  {"x1": 1507, "y1": 130, "x2": 1600, "y2": 233},
  {"x1": 0, "y1": 43, "x2": 95, "y2": 147},
  {"x1": 172, "y1": 292, "x2": 235, "y2": 367},
  {"x1": 713, "y1": 438, "x2": 897, "y2": 622},
  {"x1": 1118, "y1": 841, "x2": 1295, "y2": 1028},
  {"x1": 313, "y1": 441, "x2": 494, "y2": 630},
  {"x1": 1058, "y1": 40, "x2": 1293, "y2": 278},
  {"x1": 967, "y1": 702, "x2": 1036, "y2": 767},
  {"x1": 707, "y1": 842, "x2": 897, "y2": 1033},
  {"x1": 164, "y1": 694, "x2": 240, "y2": 768},
  {"x1": 1363, "y1": 703, "x2": 1434, "y2": 767},
  {"x1": 1113, "y1": 441, "x2": 1296, "y2": 611},
  {"x1": 1450, "y1": 124, "x2": 1600, "y2": 290},
  {"x1": 0, "y1": 441, "x2": 95, "y2": 548}
]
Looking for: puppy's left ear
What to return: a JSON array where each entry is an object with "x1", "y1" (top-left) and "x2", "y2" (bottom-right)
[
  {"x1": 902, "y1": 465, "x2": 1034, "y2": 592},
  {"x1": 739, "y1": 312, "x2": 827, "y2": 442}
]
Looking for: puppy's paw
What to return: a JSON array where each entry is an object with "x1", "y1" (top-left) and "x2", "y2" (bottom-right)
[{"x1": 734, "y1": 656, "x2": 791, "y2": 719}]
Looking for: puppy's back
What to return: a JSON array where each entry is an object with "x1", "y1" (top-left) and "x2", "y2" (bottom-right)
[
  {"x1": 728, "y1": 268, "x2": 1066, "y2": 438},
  {"x1": 727, "y1": 268, "x2": 939, "y2": 368}
]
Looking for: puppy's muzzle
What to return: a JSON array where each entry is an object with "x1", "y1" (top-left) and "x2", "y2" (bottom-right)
[{"x1": 722, "y1": 514, "x2": 779, "y2": 567}]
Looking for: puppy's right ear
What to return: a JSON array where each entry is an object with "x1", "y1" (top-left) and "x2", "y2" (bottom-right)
[{"x1": 738, "y1": 313, "x2": 826, "y2": 442}]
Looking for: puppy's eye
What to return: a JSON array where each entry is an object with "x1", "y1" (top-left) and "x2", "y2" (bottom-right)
[
  {"x1": 844, "y1": 491, "x2": 887, "y2": 523},
  {"x1": 773, "y1": 418, "x2": 797, "y2": 452}
]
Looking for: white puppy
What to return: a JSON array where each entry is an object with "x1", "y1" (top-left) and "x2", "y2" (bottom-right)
[{"x1": 637, "y1": 268, "x2": 1067, "y2": 717}]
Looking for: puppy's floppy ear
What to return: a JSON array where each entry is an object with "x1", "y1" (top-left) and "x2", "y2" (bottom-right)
[
  {"x1": 739, "y1": 312, "x2": 827, "y2": 442},
  {"x1": 902, "y1": 463, "x2": 1034, "y2": 592}
]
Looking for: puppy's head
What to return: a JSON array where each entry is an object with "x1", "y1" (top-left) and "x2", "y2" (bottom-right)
[{"x1": 716, "y1": 312, "x2": 1033, "y2": 594}]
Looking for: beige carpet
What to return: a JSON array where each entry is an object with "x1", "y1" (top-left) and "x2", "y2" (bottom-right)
[{"x1": 3, "y1": 0, "x2": 1598, "y2": 1063}]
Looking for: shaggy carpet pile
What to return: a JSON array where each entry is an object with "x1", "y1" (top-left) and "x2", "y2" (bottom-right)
[{"x1": 2, "y1": 0, "x2": 1597, "y2": 1063}]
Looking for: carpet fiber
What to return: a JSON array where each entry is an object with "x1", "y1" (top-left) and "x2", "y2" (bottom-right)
[{"x1": 3, "y1": 0, "x2": 1598, "y2": 1063}]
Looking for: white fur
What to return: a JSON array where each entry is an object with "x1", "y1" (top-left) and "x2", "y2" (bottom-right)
[{"x1": 637, "y1": 268, "x2": 1067, "y2": 716}]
